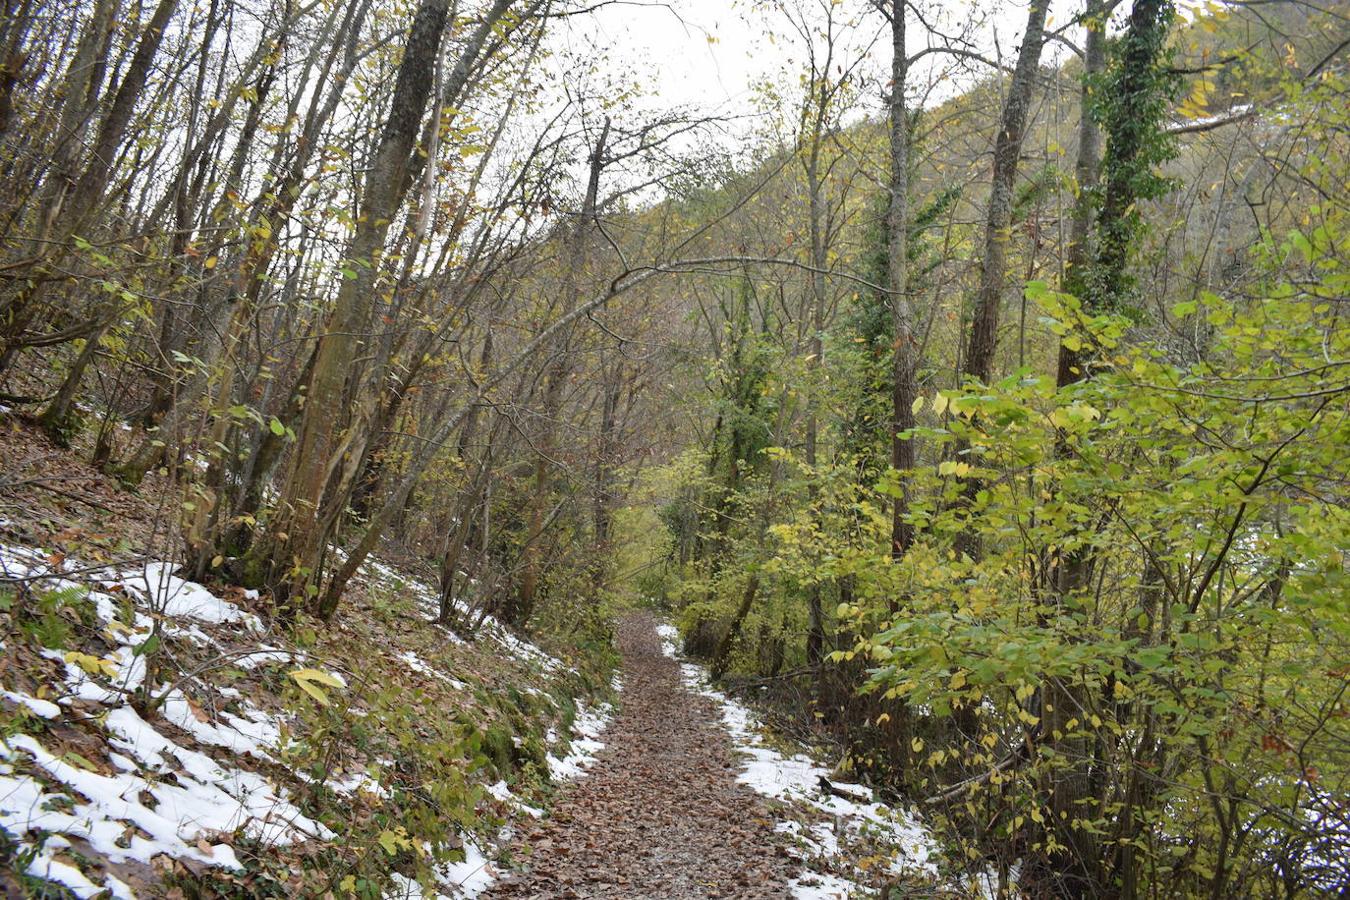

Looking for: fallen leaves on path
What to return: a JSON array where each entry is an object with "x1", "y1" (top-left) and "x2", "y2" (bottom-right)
[{"x1": 488, "y1": 614, "x2": 796, "y2": 899}]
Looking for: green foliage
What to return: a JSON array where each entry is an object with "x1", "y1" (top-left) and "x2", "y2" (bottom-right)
[
  {"x1": 652, "y1": 51, "x2": 1349, "y2": 895},
  {"x1": 849, "y1": 225, "x2": 1349, "y2": 894},
  {"x1": 14, "y1": 585, "x2": 97, "y2": 651}
]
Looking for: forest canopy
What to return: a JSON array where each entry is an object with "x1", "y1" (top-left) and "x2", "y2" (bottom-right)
[{"x1": 0, "y1": 0, "x2": 1346, "y2": 895}]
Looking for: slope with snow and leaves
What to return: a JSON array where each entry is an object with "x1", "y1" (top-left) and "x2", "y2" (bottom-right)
[{"x1": 0, "y1": 505, "x2": 617, "y2": 898}]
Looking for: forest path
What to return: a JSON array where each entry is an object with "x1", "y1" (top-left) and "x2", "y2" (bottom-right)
[{"x1": 486, "y1": 613, "x2": 797, "y2": 898}]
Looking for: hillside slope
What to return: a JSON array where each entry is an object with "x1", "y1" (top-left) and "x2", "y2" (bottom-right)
[{"x1": 0, "y1": 415, "x2": 618, "y2": 898}]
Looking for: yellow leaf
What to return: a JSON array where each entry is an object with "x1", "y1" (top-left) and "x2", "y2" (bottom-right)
[
  {"x1": 288, "y1": 668, "x2": 346, "y2": 706},
  {"x1": 911, "y1": 737, "x2": 924, "y2": 753},
  {"x1": 377, "y1": 829, "x2": 402, "y2": 855},
  {"x1": 64, "y1": 651, "x2": 120, "y2": 678},
  {"x1": 911, "y1": 395, "x2": 924, "y2": 415},
  {"x1": 290, "y1": 667, "x2": 345, "y2": 688},
  {"x1": 932, "y1": 391, "x2": 949, "y2": 415},
  {"x1": 204, "y1": 256, "x2": 218, "y2": 269}
]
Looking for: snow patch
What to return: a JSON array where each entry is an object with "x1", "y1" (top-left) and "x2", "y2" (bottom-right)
[
  {"x1": 397, "y1": 650, "x2": 468, "y2": 690},
  {"x1": 487, "y1": 780, "x2": 544, "y2": 818},
  {"x1": 671, "y1": 631, "x2": 940, "y2": 895},
  {"x1": 545, "y1": 697, "x2": 612, "y2": 780},
  {"x1": 0, "y1": 542, "x2": 325, "y2": 897},
  {"x1": 2, "y1": 688, "x2": 61, "y2": 719},
  {"x1": 125, "y1": 562, "x2": 262, "y2": 628},
  {"x1": 656, "y1": 623, "x2": 680, "y2": 658}
]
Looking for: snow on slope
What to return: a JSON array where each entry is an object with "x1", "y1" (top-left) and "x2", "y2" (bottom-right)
[
  {"x1": 0, "y1": 542, "x2": 614, "y2": 898},
  {"x1": 662, "y1": 622, "x2": 940, "y2": 899},
  {"x1": 0, "y1": 543, "x2": 326, "y2": 897}
]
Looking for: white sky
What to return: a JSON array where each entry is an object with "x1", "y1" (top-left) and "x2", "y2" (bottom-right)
[{"x1": 548, "y1": 0, "x2": 1093, "y2": 123}]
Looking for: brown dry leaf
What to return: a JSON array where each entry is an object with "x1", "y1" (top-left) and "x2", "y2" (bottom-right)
[{"x1": 484, "y1": 615, "x2": 794, "y2": 899}]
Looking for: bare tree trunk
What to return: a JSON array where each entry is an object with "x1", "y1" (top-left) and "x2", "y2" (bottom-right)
[
  {"x1": 0, "y1": 0, "x2": 37, "y2": 142},
  {"x1": 514, "y1": 116, "x2": 610, "y2": 624},
  {"x1": 590, "y1": 353, "x2": 624, "y2": 591},
  {"x1": 952, "y1": 0, "x2": 1051, "y2": 564},
  {"x1": 886, "y1": 0, "x2": 916, "y2": 565},
  {"x1": 0, "y1": 0, "x2": 178, "y2": 370},
  {"x1": 1057, "y1": 0, "x2": 1108, "y2": 387},
  {"x1": 249, "y1": 0, "x2": 454, "y2": 604},
  {"x1": 711, "y1": 573, "x2": 760, "y2": 680},
  {"x1": 961, "y1": 0, "x2": 1051, "y2": 388},
  {"x1": 117, "y1": 0, "x2": 366, "y2": 485}
]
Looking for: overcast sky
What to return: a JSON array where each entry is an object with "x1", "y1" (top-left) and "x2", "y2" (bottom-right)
[{"x1": 546, "y1": 0, "x2": 1094, "y2": 122}]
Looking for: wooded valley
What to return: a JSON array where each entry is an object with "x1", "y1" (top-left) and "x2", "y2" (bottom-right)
[{"x1": 0, "y1": 0, "x2": 1346, "y2": 895}]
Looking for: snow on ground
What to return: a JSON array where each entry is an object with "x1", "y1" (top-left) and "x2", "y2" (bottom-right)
[
  {"x1": 398, "y1": 650, "x2": 469, "y2": 690},
  {"x1": 665, "y1": 624, "x2": 940, "y2": 898},
  {"x1": 383, "y1": 674, "x2": 617, "y2": 900},
  {"x1": 127, "y1": 561, "x2": 262, "y2": 628},
  {"x1": 384, "y1": 835, "x2": 497, "y2": 900},
  {"x1": 544, "y1": 696, "x2": 613, "y2": 780},
  {"x1": 656, "y1": 622, "x2": 680, "y2": 658},
  {"x1": 380, "y1": 692, "x2": 616, "y2": 900},
  {"x1": 352, "y1": 562, "x2": 619, "y2": 899},
  {"x1": 0, "y1": 542, "x2": 331, "y2": 898},
  {"x1": 0, "y1": 538, "x2": 614, "y2": 899},
  {"x1": 343, "y1": 560, "x2": 622, "y2": 900},
  {"x1": 357, "y1": 559, "x2": 568, "y2": 674}
]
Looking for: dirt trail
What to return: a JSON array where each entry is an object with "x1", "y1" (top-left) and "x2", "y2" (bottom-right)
[{"x1": 487, "y1": 613, "x2": 796, "y2": 899}]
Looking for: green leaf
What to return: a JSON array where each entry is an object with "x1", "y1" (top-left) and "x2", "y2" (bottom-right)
[{"x1": 377, "y1": 830, "x2": 400, "y2": 855}]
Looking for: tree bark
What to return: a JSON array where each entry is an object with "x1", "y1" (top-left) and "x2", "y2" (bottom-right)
[
  {"x1": 961, "y1": 0, "x2": 1051, "y2": 387},
  {"x1": 514, "y1": 115, "x2": 610, "y2": 624},
  {"x1": 0, "y1": 0, "x2": 175, "y2": 371},
  {"x1": 952, "y1": 0, "x2": 1051, "y2": 563},
  {"x1": 255, "y1": 0, "x2": 453, "y2": 605},
  {"x1": 886, "y1": 0, "x2": 916, "y2": 564}
]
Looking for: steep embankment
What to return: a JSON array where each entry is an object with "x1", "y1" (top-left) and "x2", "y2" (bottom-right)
[
  {"x1": 0, "y1": 417, "x2": 617, "y2": 898},
  {"x1": 1, "y1": 415, "x2": 948, "y2": 899}
]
